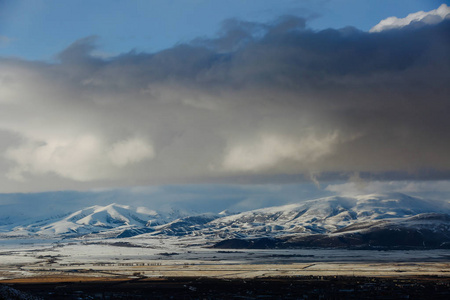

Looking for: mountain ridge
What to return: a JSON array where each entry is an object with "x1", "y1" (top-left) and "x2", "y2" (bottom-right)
[{"x1": 1, "y1": 193, "x2": 449, "y2": 249}]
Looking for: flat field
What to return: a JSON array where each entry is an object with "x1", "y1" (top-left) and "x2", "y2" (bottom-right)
[
  {"x1": 1, "y1": 237, "x2": 450, "y2": 279},
  {"x1": 1, "y1": 238, "x2": 449, "y2": 299}
]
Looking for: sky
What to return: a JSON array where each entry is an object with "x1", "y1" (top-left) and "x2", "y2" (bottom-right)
[
  {"x1": 0, "y1": 1, "x2": 449, "y2": 212},
  {"x1": 0, "y1": 0, "x2": 445, "y2": 60}
]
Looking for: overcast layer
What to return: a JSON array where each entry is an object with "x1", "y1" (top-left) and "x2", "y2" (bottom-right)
[{"x1": 0, "y1": 9, "x2": 449, "y2": 192}]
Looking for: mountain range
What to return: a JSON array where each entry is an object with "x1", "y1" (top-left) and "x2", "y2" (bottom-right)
[{"x1": 1, "y1": 193, "x2": 449, "y2": 249}]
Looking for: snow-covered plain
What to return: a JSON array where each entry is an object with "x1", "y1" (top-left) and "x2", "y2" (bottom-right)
[{"x1": 1, "y1": 236, "x2": 449, "y2": 280}]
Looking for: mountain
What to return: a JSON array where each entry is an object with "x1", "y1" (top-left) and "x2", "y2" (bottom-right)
[
  {"x1": 1, "y1": 193, "x2": 450, "y2": 249},
  {"x1": 190, "y1": 193, "x2": 449, "y2": 239},
  {"x1": 154, "y1": 213, "x2": 221, "y2": 236},
  {"x1": 3, "y1": 203, "x2": 174, "y2": 238},
  {"x1": 214, "y1": 213, "x2": 450, "y2": 249},
  {"x1": 212, "y1": 194, "x2": 450, "y2": 249}
]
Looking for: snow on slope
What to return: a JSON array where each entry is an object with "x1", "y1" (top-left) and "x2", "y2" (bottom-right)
[
  {"x1": 200, "y1": 193, "x2": 450, "y2": 238},
  {"x1": 1, "y1": 193, "x2": 449, "y2": 243},
  {"x1": 12, "y1": 203, "x2": 160, "y2": 236}
]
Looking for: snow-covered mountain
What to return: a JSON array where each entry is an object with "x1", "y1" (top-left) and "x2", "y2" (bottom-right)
[
  {"x1": 1, "y1": 193, "x2": 449, "y2": 248},
  {"x1": 2, "y1": 203, "x2": 185, "y2": 238},
  {"x1": 151, "y1": 193, "x2": 449, "y2": 239},
  {"x1": 206, "y1": 194, "x2": 450, "y2": 235},
  {"x1": 211, "y1": 194, "x2": 450, "y2": 249},
  {"x1": 250, "y1": 212, "x2": 450, "y2": 249}
]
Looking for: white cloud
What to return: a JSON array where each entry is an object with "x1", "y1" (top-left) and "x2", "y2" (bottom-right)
[
  {"x1": 370, "y1": 4, "x2": 450, "y2": 32},
  {"x1": 222, "y1": 132, "x2": 338, "y2": 172},
  {"x1": 5, "y1": 135, "x2": 154, "y2": 181},
  {"x1": 108, "y1": 137, "x2": 154, "y2": 167}
]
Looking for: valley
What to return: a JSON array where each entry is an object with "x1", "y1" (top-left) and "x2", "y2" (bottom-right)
[{"x1": 1, "y1": 193, "x2": 450, "y2": 298}]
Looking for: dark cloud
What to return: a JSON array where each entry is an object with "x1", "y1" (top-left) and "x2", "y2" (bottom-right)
[
  {"x1": 58, "y1": 36, "x2": 99, "y2": 63},
  {"x1": 0, "y1": 16, "x2": 449, "y2": 192}
]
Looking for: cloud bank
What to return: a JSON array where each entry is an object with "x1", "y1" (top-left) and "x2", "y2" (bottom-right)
[
  {"x1": 0, "y1": 13, "x2": 449, "y2": 192},
  {"x1": 326, "y1": 179, "x2": 450, "y2": 202}
]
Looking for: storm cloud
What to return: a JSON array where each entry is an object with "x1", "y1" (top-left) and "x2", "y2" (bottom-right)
[{"x1": 0, "y1": 15, "x2": 449, "y2": 192}]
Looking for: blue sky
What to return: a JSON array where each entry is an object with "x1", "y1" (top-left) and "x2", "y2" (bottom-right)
[
  {"x1": 0, "y1": 1, "x2": 449, "y2": 211},
  {"x1": 0, "y1": 0, "x2": 445, "y2": 60}
]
